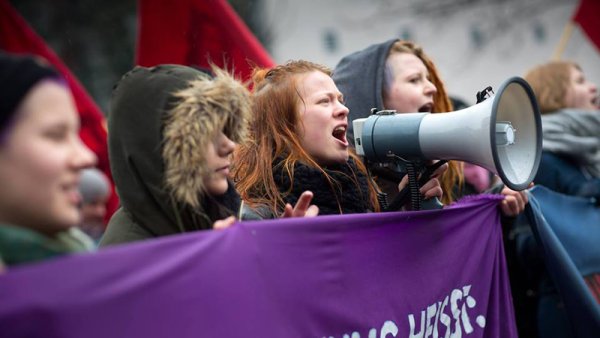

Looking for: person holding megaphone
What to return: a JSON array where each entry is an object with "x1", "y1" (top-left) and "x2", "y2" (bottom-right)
[
  {"x1": 232, "y1": 60, "x2": 446, "y2": 217},
  {"x1": 333, "y1": 38, "x2": 541, "y2": 337},
  {"x1": 333, "y1": 39, "x2": 529, "y2": 216}
]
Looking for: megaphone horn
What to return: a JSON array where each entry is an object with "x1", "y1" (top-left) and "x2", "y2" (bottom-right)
[{"x1": 353, "y1": 77, "x2": 542, "y2": 191}]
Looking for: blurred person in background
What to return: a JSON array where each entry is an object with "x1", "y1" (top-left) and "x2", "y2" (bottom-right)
[
  {"x1": 78, "y1": 167, "x2": 111, "y2": 242},
  {"x1": 0, "y1": 53, "x2": 97, "y2": 268},
  {"x1": 525, "y1": 60, "x2": 600, "y2": 200},
  {"x1": 520, "y1": 60, "x2": 600, "y2": 338}
]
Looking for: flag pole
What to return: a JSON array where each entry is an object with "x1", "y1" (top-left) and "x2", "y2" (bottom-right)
[{"x1": 552, "y1": 21, "x2": 575, "y2": 60}]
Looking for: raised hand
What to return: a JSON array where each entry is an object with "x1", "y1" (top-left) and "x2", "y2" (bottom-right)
[{"x1": 281, "y1": 191, "x2": 319, "y2": 218}]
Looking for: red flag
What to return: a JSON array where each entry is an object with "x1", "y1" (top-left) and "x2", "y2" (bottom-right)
[
  {"x1": 573, "y1": 0, "x2": 600, "y2": 52},
  {"x1": 136, "y1": 0, "x2": 275, "y2": 81},
  {"x1": 0, "y1": 0, "x2": 119, "y2": 222}
]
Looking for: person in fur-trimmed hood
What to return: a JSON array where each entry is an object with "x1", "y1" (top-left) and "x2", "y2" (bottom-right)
[{"x1": 100, "y1": 64, "x2": 317, "y2": 247}]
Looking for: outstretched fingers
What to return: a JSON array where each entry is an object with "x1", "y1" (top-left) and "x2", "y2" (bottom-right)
[{"x1": 281, "y1": 191, "x2": 319, "y2": 218}]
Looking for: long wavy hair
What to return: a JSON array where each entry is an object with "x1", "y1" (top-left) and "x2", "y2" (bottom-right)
[
  {"x1": 385, "y1": 40, "x2": 464, "y2": 204},
  {"x1": 524, "y1": 61, "x2": 579, "y2": 114},
  {"x1": 232, "y1": 60, "x2": 380, "y2": 215}
]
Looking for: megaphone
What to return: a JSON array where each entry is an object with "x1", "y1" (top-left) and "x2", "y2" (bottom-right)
[{"x1": 353, "y1": 77, "x2": 542, "y2": 191}]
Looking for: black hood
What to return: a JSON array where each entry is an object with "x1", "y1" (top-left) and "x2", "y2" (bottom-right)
[
  {"x1": 332, "y1": 39, "x2": 398, "y2": 142},
  {"x1": 109, "y1": 65, "x2": 250, "y2": 236}
]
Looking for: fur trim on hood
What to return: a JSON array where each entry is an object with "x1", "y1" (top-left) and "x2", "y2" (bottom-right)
[
  {"x1": 106, "y1": 64, "x2": 250, "y2": 239},
  {"x1": 163, "y1": 67, "x2": 250, "y2": 208}
]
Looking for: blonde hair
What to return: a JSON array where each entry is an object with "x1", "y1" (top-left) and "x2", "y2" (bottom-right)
[
  {"x1": 385, "y1": 40, "x2": 464, "y2": 204},
  {"x1": 233, "y1": 60, "x2": 380, "y2": 215},
  {"x1": 524, "y1": 61, "x2": 580, "y2": 114}
]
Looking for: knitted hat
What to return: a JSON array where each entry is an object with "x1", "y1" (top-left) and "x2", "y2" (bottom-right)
[{"x1": 0, "y1": 53, "x2": 60, "y2": 132}]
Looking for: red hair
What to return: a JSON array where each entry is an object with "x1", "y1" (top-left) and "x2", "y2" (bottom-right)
[{"x1": 233, "y1": 60, "x2": 380, "y2": 215}]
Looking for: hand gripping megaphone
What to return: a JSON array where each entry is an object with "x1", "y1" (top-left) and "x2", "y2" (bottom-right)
[{"x1": 353, "y1": 77, "x2": 542, "y2": 191}]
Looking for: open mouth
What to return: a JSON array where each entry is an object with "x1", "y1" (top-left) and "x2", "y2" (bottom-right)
[
  {"x1": 418, "y1": 103, "x2": 433, "y2": 113},
  {"x1": 332, "y1": 126, "x2": 347, "y2": 144}
]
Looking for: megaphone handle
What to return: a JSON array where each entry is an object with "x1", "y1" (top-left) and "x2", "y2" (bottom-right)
[
  {"x1": 386, "y1": 189, "x2": 443, "y2": 211},
  {"x1": 386, "y1": 161, "x2": 421, "y2": 211},
  {"x1": 384, "y1": 160, "x2": 447, "y2": 212},
  {"x1": 385, "y1": 162, "x2": 420, "y2": 211},
  {"x1": 385, "y1": 184, "x2": 411, "y2": 211},
  {"x1": 407, "y1": 162, "x2": 422, "y2": 210},
  {"x1": 416, "y1": 160, "x2": 447, "y2": 210},
  {"x1": 419, "y1": 160, "x2": 448, "y2": 183}
]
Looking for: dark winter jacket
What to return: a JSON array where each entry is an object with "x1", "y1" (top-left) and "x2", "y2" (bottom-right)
[
  {"x1": 535, "y1": 108, "x2": 600, "y2": 199},
  {"x1": 536, "y1": 151, "x2": 600, "y2": 199},
  {"x1": 272, "y1": 158, "x2": 373, "y2": 215},
  {"x1": 100, "y1": 65, "x2": 254, "y2": 247}
]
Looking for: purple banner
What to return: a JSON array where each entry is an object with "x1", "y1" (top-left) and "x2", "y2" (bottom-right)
[{"x1": 0, "y1": 195, "x2": 516, "y2": 338}]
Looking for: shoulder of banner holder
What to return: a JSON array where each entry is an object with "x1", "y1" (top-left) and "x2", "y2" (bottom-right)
[{"x1": 524, "y1": 188, "x2": 600, "y2": 336}]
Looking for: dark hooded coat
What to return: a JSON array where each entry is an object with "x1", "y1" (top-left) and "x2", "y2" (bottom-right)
[{"x1": 100, "y1": 65, "x2": 255, "y2": 247}]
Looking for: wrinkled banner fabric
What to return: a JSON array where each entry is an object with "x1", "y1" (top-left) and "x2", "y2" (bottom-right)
[
  {"x1": 0, "y1": 195, "x2": 516, "y2": 338},
  {"x1": 525, "y1": 186, "x2": 600, "y2": 336}
]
